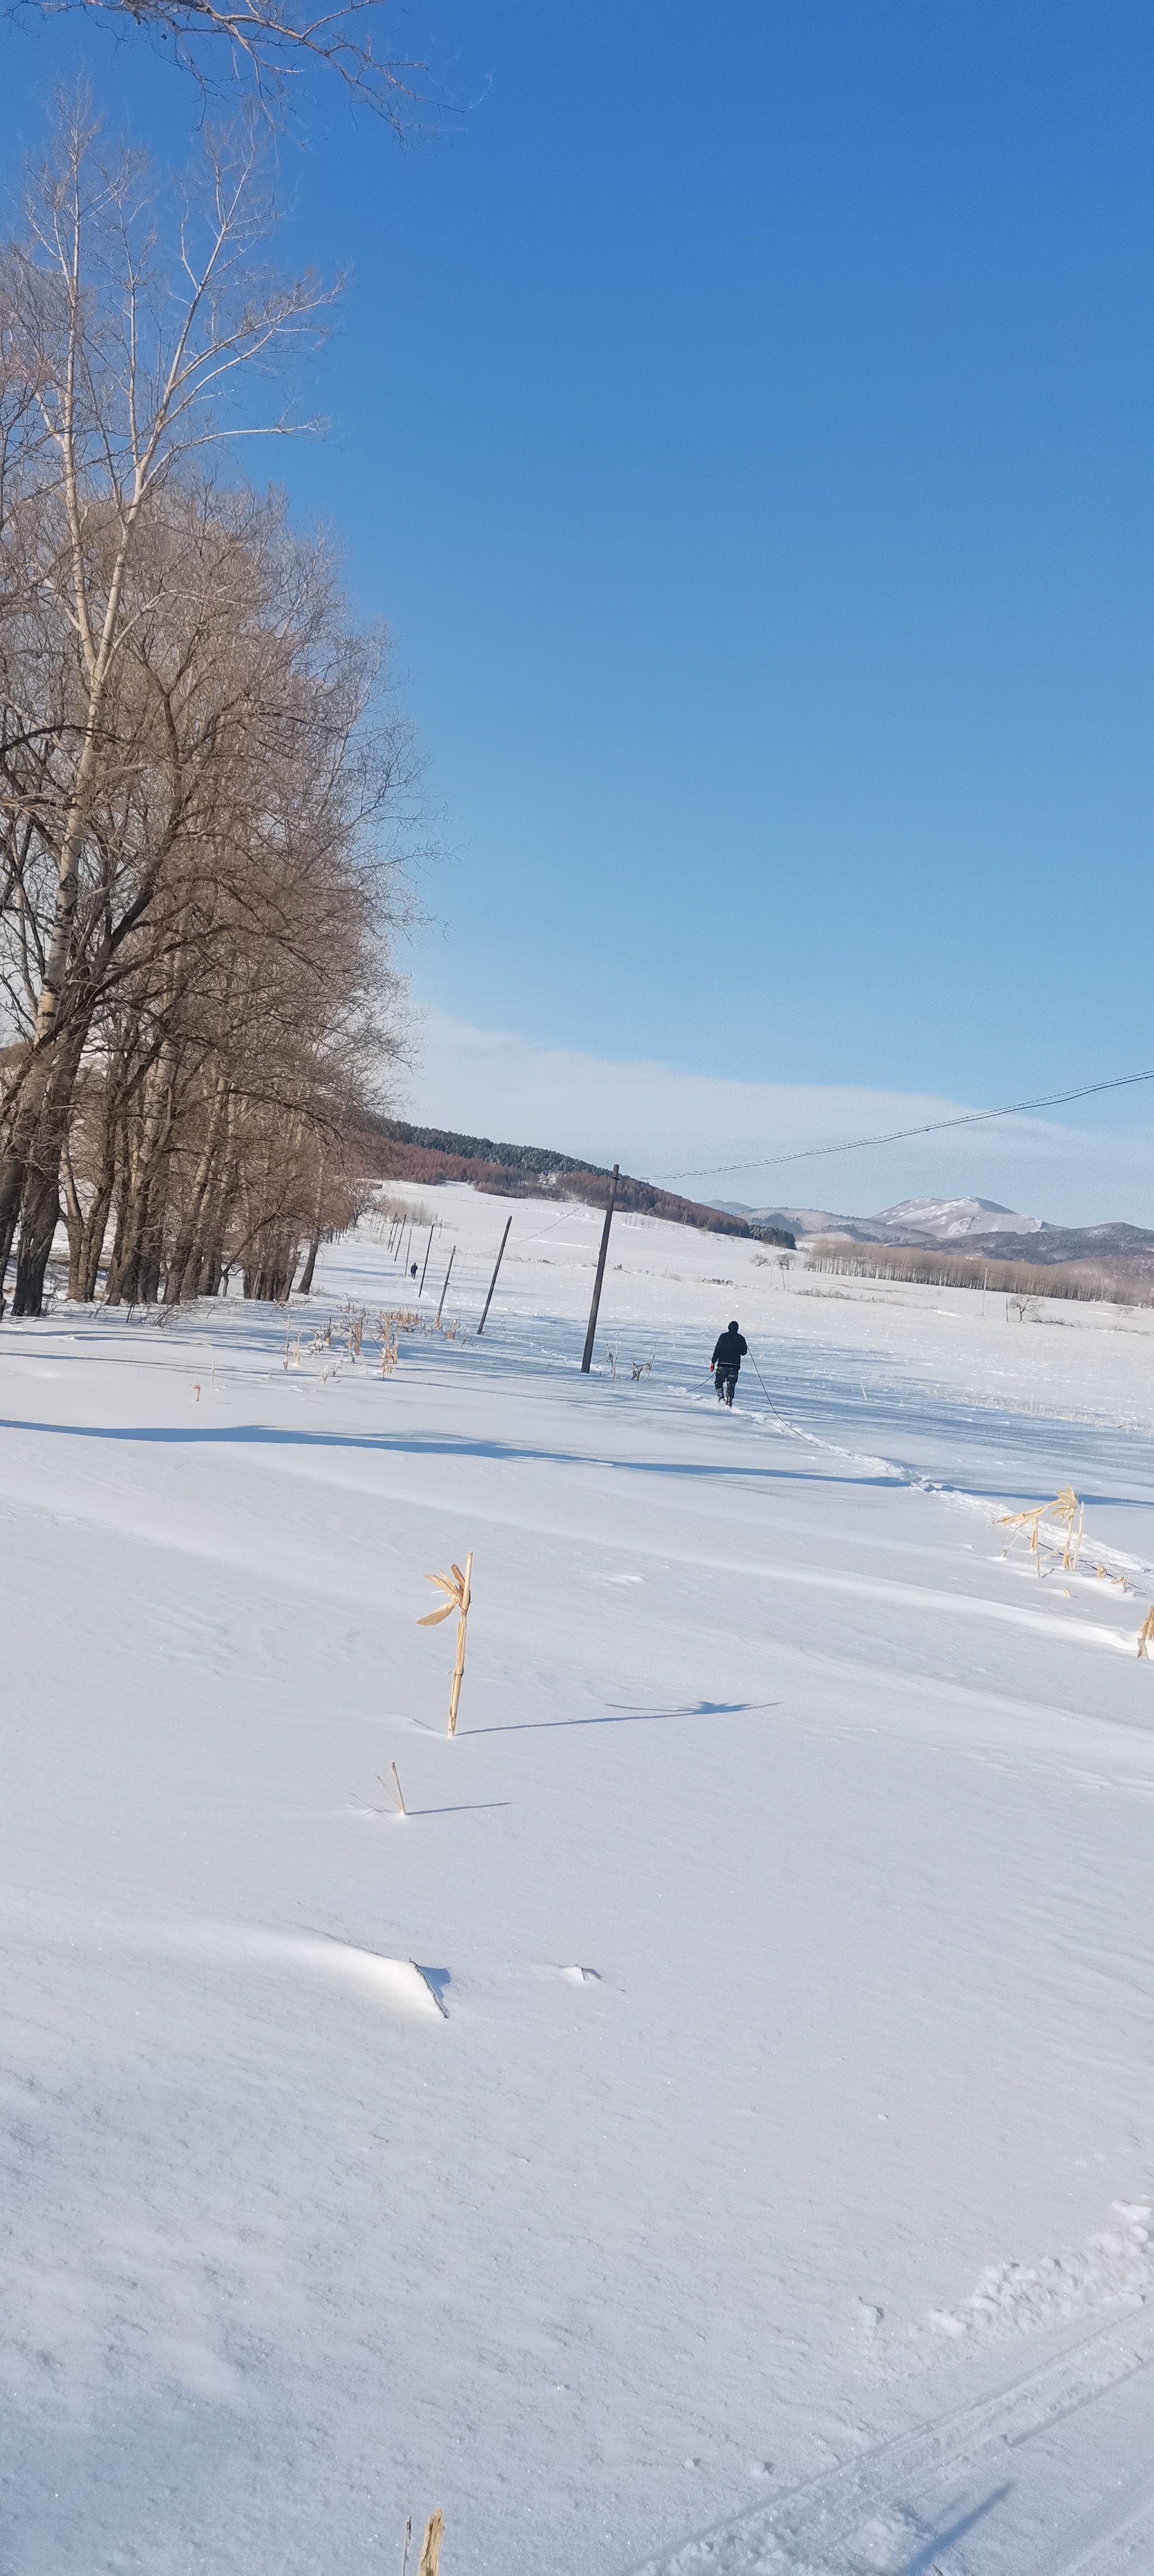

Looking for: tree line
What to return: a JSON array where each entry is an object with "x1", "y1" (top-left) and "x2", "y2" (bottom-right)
[
  {"x1": 366, "y1": 1123, "x2": 795, "y2": 1242},
  {"x1": 805, "y1": 1239, "x2": 1152, "y2": 1305},
  {"x1": 0, "y1": 100, "x2": 417, "y2": 1319}
]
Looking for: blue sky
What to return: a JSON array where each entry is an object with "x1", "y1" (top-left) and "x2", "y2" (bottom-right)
[{"x1": 6, "y1": 2, "x2": 1154, "y2": 1216}]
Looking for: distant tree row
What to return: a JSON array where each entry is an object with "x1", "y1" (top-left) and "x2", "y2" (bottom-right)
[
  {"x1": 372, "y1": 1119, "x2": 609, "y2": 1180},
  {"x1": 366, "y1": 1126, "x2": 795, "y2": 1243},
  {"x1": 0, "y1": 101, "x2": 416, "y2": 1318},
  {"x1": 805, "y1": 1239, "x2": 1152, "y2": 1305}
]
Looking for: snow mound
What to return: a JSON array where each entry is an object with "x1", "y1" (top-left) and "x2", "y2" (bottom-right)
[
  {"x1": 928, "y1": 2202, "x2": 1151, "y2": 2340},
  {"x1": 250, "y1": 1934, "x2": 449, "y2": 2016},
  {"x1": 145, "y1": 1922, "x2": 451, "y2": 2016}
]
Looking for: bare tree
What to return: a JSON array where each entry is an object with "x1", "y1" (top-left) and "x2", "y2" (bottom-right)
[
  {"x1": 2, "y1": 470, "x2": 415, "y2": 1310},
  {"x1": 7, "y1": 0, "x2": 433, "y2": 126},
  {"x1": 0, "y1": 96, "x2": 345, "y2": 1311}
]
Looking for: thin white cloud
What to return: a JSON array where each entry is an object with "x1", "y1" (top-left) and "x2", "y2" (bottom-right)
[{"x1": 400, "y1": 1008, "x2": 1154, "y2": 1228}]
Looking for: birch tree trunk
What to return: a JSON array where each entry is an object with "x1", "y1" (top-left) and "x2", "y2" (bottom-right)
[{"x1": 165, "y1": 1074, "x2": 229, "y2": 1303}]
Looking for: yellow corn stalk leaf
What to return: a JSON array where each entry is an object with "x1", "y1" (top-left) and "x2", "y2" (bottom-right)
[
  {"x1": 417, "y1": 2510, "x2": 443, "y2": 2576},
  {"x1": 417, "y1": 1603, "x2": 456, "y2": 1626},
  {"x1": 999, "y1": 1485, "x2": 1082, "y2": 1570}
]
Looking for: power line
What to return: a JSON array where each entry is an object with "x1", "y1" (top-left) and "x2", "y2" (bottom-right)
[{"x1": 653, "y1": 1066, "x2": 1154, "y2": 1187}]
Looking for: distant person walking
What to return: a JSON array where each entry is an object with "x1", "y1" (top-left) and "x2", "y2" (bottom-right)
[{"x1": 711, "y1": 1319, "x2": 748, "y2": 1405}]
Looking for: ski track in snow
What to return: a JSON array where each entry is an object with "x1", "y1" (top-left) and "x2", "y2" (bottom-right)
[
  {"x1": 631, "y1": 2300, "x2": 1154, "y2": 2574},
  {"x1": 4, "y1": 1186, "x2": 1154, "y2": 2575}
]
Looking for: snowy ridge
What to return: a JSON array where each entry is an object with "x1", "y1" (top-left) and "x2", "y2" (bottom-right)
[
  {"x1": 927, "y1": 2203, "x2": 1151, "y2": 2343},
  {"x1": 873, "y1": 1194, "x2": 1043, "y2": 1240},
  {"x1": 725, "y1": 1193, "x2": 1154, "y2": 1267},
  {"x1": 715, "y1": 1194, "x2": 1044, "y2": 1244},
  {"x1": 12, "y1": 1912, "x2": 453, "y2": 2015}
]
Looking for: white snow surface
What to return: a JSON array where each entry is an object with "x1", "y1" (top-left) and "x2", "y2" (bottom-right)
[{"x1": 4, "y1": 1182, "x2": 1154, "y2": 2575}]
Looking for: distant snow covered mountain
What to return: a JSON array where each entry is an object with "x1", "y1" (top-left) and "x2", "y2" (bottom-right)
[
  {"x1": 871, "y1": 1195, "x2": 1043, "y2": 1241},
  {"x1": 711, "y1": 1192, "x2": 1154, "y2": 1269},
  {"x1": 714, "y1": 1195, "x2": 1044, "y2": 1244}
]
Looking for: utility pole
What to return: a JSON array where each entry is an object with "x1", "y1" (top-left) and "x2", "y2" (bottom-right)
[
  {"x1": 580, "y1": 1165, "x2": 619, "y2": 1374},
  {"x1": 477, "y1": 1216, "x2": 512, "y2": 1335}
]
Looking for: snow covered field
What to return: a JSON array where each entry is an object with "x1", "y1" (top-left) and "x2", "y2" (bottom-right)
[{"x1": 4, "y1": 1180, "x2": 1154, "y2": 2576}]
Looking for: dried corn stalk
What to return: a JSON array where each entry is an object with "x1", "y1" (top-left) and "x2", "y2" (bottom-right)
[
  {"x1": 418, "y1": 1554, "x2": 473, "y2": 1735},
  {"x1": 998, "y1": 1486, "x2": 1083, "y2": 1575},
  {"x1": 417, "y1": 2509, "x2": 443, "y2": 2576},
  {"x1": 1137, "y1": 1608, "x2": 1154, "y2": 1659}
]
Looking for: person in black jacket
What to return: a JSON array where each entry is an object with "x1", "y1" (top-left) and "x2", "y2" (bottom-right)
[{"x1": 711, "y1": 1320, "x2": 748, "y2": 1405}]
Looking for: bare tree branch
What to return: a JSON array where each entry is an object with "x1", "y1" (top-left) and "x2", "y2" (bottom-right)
[{"x1": 10, "y1": 0, "x2": 436, "y2": 128}]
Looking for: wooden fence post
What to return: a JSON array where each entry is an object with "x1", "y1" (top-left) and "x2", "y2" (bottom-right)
[
  {"x1": 580, "y1": 1164, "x2": 619, "y2": 1374},
  {"x1": 436, "y1": 1248, "x2": 456, "y2": 1325},
  {"x1": 477, "y1": 1216, "x2": 512, "y2": 1334}
]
